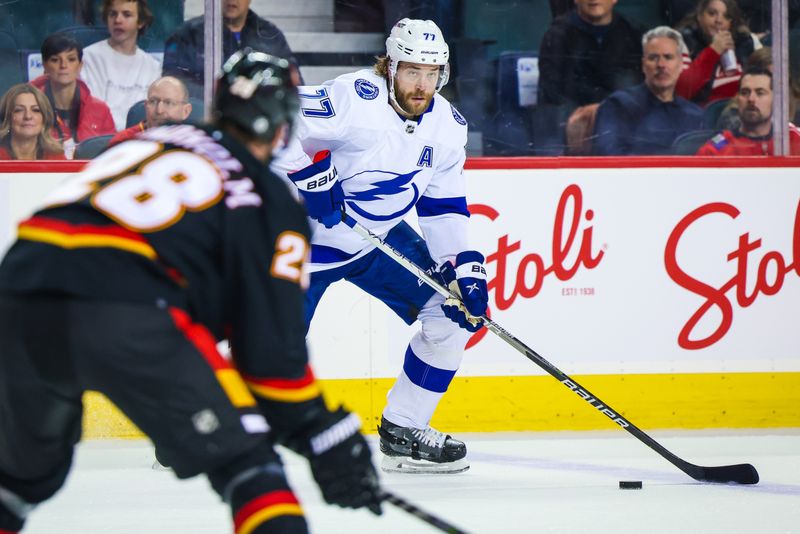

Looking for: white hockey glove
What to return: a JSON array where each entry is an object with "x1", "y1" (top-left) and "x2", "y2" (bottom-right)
[{"x1": 438, "y1": 251, "x2": 488, "y2": 332}]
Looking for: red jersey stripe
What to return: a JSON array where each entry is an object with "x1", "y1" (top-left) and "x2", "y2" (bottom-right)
[{"x1": 234, "y1": 490, "x2": 303, "y2": 533}]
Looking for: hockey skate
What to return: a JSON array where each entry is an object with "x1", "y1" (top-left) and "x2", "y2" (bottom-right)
[{"x1": 378, "y1": 416, "x2": 469, "y2": 474}]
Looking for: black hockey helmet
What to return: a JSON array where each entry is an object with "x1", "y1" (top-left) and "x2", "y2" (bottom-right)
[{"x1": 214, "y1": 48, "x2": 300, "y2": 142}]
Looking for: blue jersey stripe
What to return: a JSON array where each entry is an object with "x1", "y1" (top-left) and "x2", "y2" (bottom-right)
[
  {"x1": 402, "y1": 346, "x2": 456, "y2": 393},
  {"x1": 415, "y1": 196, "x2": 469, "y2": 218},
  {"x1": 310, "y1": 244, "x2": 360, "y2": 264}
]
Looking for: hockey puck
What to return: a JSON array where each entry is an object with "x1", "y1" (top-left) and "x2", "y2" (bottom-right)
[{"x1": 619, "y1": 481, "x2": 642, "y2": 489}]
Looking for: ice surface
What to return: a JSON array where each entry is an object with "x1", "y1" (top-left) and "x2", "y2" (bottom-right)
[{"x1": 22, "y1": 430, "x2": 800, "y2": 533}]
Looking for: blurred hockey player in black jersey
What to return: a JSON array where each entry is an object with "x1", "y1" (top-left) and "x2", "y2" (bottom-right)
[{"x1": 0, "y1": 50, "x2": 381, "y2": 534}]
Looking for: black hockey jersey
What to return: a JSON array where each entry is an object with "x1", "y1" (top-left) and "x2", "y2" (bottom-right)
[{"x1": 0, "y1": 124, "x2": 322, "y2": 428}]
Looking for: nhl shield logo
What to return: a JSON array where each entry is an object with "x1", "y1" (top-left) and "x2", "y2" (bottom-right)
[{"x1": 354, "y1": 78, "x2": 379, "y2": 100}]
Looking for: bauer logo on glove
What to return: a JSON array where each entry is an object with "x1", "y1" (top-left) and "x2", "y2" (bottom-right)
[
  {"x1": 438, "y1": 251, "x2": 488, "y2": 332},
  {"x1": 288, "y1": 150, "x2": 345, "y2": 228}
]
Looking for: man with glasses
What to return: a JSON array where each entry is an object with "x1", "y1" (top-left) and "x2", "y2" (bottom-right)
[{"x1": 109, "y1": 76, "x2": 192, "y2": 145}]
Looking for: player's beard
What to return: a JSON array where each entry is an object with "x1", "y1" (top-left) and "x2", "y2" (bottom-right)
[{"x1": 395, "y1": 86, "x2": 434, "y2": 117}]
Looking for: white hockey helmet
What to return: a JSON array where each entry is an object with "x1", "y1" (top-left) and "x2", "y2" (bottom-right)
[{"x1": 385, "y1": 18, "x2": 450, "y2": 92}]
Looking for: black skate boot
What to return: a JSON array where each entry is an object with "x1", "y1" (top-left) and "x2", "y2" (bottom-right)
[{"x1": 377, "y1": 416, "x2": 469, "y2": 473}]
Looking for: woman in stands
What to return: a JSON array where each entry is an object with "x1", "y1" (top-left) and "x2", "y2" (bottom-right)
[
  {"x1": 0, "y1": 84, "x2": 65, "y2": 160},
  {"x1": 675, "y1": 0, "x2": 762, "y2": 106},
  {"x1": 29, "y1": 33, "x2": 116, "y2": 159}
]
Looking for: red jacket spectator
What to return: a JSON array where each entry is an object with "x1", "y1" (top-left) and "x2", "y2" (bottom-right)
[
  {"x1": 675, "y1": 1, "x2": 761, "y2": 106},
  {"x1": 29, "y1": 75, "x2": 116, "y2": 144},
  {"x1": 696, "y1": 124, "x2": 800, "y2": 155}
]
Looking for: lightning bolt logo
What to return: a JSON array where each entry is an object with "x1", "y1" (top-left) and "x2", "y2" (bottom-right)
[{"x1": 344, "y1": 169, "x2": 421, "y2": 221}]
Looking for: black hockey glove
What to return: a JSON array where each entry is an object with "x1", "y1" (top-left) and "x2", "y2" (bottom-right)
[{"x1": 305, "y1": 408, "x2": 383, "y2": 515}]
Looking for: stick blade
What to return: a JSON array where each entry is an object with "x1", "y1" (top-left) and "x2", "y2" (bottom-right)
[{"x1": 694, "y1": 463, "x2": 759, "y2": 485}]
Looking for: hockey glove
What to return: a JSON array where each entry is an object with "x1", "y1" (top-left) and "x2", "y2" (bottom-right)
[
  {"x1": 305, "y1": 408, "x2": 383, "y2": 515},
  {"x1": 287, "y1": 150, "x2": 345, "y2": 228},
  {"x1": 439, "y1": 251, "x2": 488, "y2": 332}
]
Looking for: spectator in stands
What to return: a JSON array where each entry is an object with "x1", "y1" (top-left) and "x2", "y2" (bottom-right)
[
  {"x1": 537, "y1": 0, "x2": 644, "y2": 152},
  {"x1": 665, "y1": 0, "x2": 800, "y2": 34},
  {"x1": 30, "y1": 33, "x2": 116, "y2": 159},
  {"x1": 697, "y1": 68, "x2": 800, "y2": 154},
  {"x1": 81, "y1": 0, "x2": 162, "y2": 131},
  {"x1": 675, "y1": 0, "x2": 762, "y2": 107},
  {"x1": 0, "y1": 84, "x2": 65, "y2": 160},
  {"x1": 717, "y1": 47, "x2": 800, "y2": 130},
  {"x1": 162, "y1": 0, "x2": 299, "y2": 98},
  {"x1": 109, "y1": 76, "x2": 192, "y2": 144},
  {"x1": 593, "y1": 26, "x2": 705, "y2": 155}
]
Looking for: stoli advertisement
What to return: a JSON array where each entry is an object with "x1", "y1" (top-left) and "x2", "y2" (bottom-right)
[
  {"x1": 452, "y1": 166, "x2": 800, "y2": 377},
  {"x1": 0, "y1": 165, "x2": 795, "y2": 380},
  {"x1": 318, "y1": 164, "x2": 799, "y2": 380}
]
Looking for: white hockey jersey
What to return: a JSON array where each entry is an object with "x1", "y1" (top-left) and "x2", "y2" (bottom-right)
[{"x1": 274, "y1": 69, "x2": 470, "y2": 272}]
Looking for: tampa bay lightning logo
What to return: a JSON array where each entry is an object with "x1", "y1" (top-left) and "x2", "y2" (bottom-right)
[
  {"x1": 451, "y1": 104, "x2": 467, "y2": 125},
  {"x1": 344, "y1": 169, "x2": 421, "y2": 221},
  {"x1": 354, "y1": 78, "x2": 379, "y2": 100}
]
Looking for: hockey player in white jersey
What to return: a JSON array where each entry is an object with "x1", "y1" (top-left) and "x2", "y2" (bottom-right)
[{"x1": 276, "y1": 18, "x2": 488, "y2": 473}]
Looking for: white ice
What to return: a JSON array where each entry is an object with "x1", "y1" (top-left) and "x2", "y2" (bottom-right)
[{"x1": 21, "y1": 429, "x2": 800, "y2": 533}]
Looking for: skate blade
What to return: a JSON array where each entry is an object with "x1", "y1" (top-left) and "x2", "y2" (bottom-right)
[{"x1": 380, "y1": 455, "x2": 469, "y2": 474}]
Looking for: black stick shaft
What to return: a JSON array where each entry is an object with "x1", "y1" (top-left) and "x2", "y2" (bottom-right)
[
  {"x1": 344, "y1": 215, "x2": 759, "y2": 485},
  {"x1": 381, "y1": 491, "x2": 468, "y2": 533}
]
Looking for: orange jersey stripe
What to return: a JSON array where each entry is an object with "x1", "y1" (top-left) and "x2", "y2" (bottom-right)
[
  {"x1": 234, "y1": 490, "x2": 304, "y2": 534},
  {"x1": 18, "y1": 216, "x2": 156, "y2": 259}
]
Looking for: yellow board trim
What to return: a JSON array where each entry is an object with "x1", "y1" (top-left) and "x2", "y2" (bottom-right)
[{"x1": 81, "y1": 372, "x2": 800, "y2": 439}]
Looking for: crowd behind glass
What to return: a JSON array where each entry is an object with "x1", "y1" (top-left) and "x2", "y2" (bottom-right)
[{"x1": 0, "y1": 0, "x2": 797, "y2": 160}]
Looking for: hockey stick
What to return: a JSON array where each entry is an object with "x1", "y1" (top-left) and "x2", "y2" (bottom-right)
[
  {"x1": 343, "y1": 214, "x2": 759, "y2": 485},
  {"x1": 381, "y1": 490, "x2": 468, "y2": 533}
]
